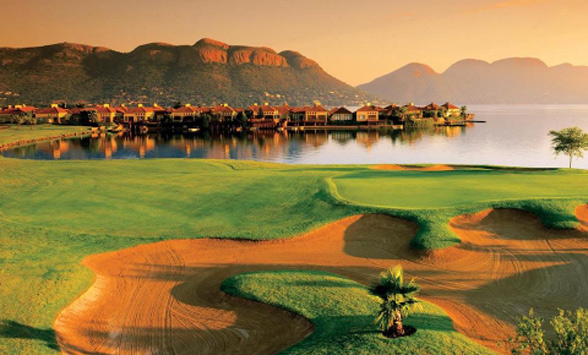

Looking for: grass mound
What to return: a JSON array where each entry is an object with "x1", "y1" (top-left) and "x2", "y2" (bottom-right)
[{"x1": 222, "y1": 270, "x2": 498, "y2": 355}]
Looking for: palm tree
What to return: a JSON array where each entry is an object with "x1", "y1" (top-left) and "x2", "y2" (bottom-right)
[
  {"x1": 460, "y1": 105, "x2": 468, "y2": 119},
  {"x1": 370, "y1": 265, "x2": 421, "y2": 337}
]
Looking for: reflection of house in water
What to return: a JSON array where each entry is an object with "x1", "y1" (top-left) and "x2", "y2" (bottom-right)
[
  {"x1": 303, "y1": 131, "x2": 328, "y2": 148},
  {"x1": 355, "y1": 131, "x2": 380, "y2": 151},
  {"x1": 330, "y1": 131, "x2": 355, "y2": 145},
  {"x1": 32, "y1": 140, "x2": 70, "y2": 159},
  {"x1": 51, "y1": 140, "x2": 70, "y2": 159},
  {"x1": 100, "y1": 137, "x2": 118, "y2": 159},
  {"x1": 121, "y1": 135, "x2": 156, "y2": 158}
]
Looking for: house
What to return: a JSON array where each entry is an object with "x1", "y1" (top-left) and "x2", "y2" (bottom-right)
[
  {"x1": 212, "y1": 105, "x2": 237, "y2": 121},
  {"x1": 123, "y1": 104, "x2": 155, "y2": 123},
  {"x1": 355, "y1": 105, "x2": 379, "y2": 123},
  {"x1": 0, "y1": 104, "x2": 37, "y2": 121},
  {"x1": 260, "y1": 105, "x2": 279, "y2": 119},
  {"x1": 423, "y1": 102, "x2": 440, "y2": 112},
  {"x1": 275, "y1": 106, "x2": 292, "y2": 120},
  {"x1": 151, "y1": 103, "x2": 169, "y2": 121},
  {"x1": 329, "y1": 107, "x2": 353, "y2": 122},
  {"x1": 441, "y1": 102, "x2": 461, "y2": 117},
  {"x1": 403, "y1": 103, "x2": 423, "y2": 119},
  {"x1": 304, "y1": 105, "x2": 329, "y2": 122},
  {"x1": 171, "y1": 104, "x2": 199, "y2": 121},
  {"x1": 94, "y1": 104, "x2": 117, "y2": 123},
  {"x1": 34, "y1": 104, "x2": 70, "y2": 123},
  {"x1": 421, "y1": 102, "x2": 440, "y2": 118}
]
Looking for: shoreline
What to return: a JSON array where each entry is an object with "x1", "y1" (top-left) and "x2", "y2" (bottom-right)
[{"x1": 0, "y1": 126, "x2": 95, "y2": 152}]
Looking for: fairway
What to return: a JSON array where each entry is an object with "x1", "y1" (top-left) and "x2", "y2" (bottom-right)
[
  {"x1": 0, "y1": 158, "x2": 587, "y2": 354},
  {"x1": 0, "y1": 125, "x2": 90, "y2": 146},
  {"x1": 332, "y1": 168, "x2": 588, "y2": 208}
]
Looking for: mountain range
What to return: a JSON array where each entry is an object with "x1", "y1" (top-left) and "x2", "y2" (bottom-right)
[
  {"x1": 0, "y1": 38, "x2": 375, "y2": 107},
  {"x1": 358, "y1": 58, "x2": 588, "y2": 104}
]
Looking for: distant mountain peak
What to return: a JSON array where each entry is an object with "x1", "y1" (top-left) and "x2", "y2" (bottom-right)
[
  {"x1": 0, "y1": 39, "x2": 375, "y2": 106},
  {"x1": 358, "y1": 56, "x2": 588, "y2": 104},
  {"x1": 193, "y1": 38, "x2": 230, "y2": 49},
  {"x1": 398, "y1": 63, "x2": 438, "y2": 77}
]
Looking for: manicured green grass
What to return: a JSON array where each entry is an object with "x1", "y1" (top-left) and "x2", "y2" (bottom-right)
[
  {"x1": 222, "y1": 270, "x2": 498, "y2": 355},
  {"x1": 0, "y1": 158, "x2": 586, "y2": 353},
  {"x1": 332, "y1": 168, "x2": 588, "y2": 209},
  {"x1": 0, "y1": 125, "x2": 90, "y2": 146}
]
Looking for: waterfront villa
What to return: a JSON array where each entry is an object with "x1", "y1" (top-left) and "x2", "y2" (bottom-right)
[
  {"x1": 329, "y1": 107, "x2": 353, "y2": 121},
  {"x1": 356, "y1": 105, "x2": 379, "y2": 124},
  {"x1": 441, "y1": 102, "x2": 461, "y2": 117},
  {"x1": 34, "y1": 104, "x2": 69, "y2": 123},
  {"x1": 123, "y1": 104, "x2": 156, "y2": 123},
  {"x1": 95, "y1": 104, "x2": 117, "y2": 123}
]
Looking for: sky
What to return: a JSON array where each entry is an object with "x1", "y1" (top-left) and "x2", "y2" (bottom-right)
[{"x1": 0, "y1": 0, "x2": 586, "y2": 85}]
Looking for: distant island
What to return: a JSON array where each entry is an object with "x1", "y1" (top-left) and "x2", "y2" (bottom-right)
[
  {"x1": 0, "y1": 38, "x2": 377, "y2": 107},
  {"x1": 358, "y1": 58, "x2": 588, "y2": 104}
]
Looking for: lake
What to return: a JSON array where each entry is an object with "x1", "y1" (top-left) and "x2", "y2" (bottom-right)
[{"x1": 3, "y1": 105, "x2": 588, "y2": 169}]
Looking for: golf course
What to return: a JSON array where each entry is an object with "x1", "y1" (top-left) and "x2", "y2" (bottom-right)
[{"x1": 1, "y1": 151, "x2": 587, "y2": 354}]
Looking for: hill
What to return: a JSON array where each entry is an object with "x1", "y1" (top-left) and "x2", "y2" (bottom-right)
[
  {"x1": 0, "y1": 38, "x2": 375, "y2": 106},
  {"x1": 358, "y1": 58, "x2": 588, "y2": 104}
]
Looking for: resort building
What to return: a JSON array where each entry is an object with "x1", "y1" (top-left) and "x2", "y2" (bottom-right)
[
  {"x1": 212, "y1": 105, "x2": 237, "y2": 121},
  {"x1": 329, "y1": 107, "x2": 353, "y2": 121},
  {"x1": 94, "y1": 104, "x2": 117, "y2": 123},
  {"x1": 441, "y1": 102, "x2": 461, "y2": 117},
  {"x1": 355, "y1": 105, "x2": 379, "y2": 123},
  {"x1": 34, "y1": 104, "x2": 69, "y2": 123},
  {"x1": 403, "y1": 103, "x2": 423, "y2": 119},
  {"x1": 123, "y1": 104, "x2": 155, "y2": 123}
]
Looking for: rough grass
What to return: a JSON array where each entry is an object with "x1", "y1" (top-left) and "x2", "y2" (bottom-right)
[
  {"x1": 221, "y1": 270, "x2": 498, "y2": 355},
  {"x1": 0, "y1": 125, "x2": 89, "y2": 146},
  {"x1": 0, "y1": 158, "x2": 586, "y2": 353}
]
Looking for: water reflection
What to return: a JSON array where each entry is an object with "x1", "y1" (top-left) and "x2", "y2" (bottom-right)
[{"x1": 2, "y1": 126, "x2": 470, "y2": 162}]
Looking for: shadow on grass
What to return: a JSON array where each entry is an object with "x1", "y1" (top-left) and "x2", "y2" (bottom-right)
[{"x1": 0, "y1": 320, "x2": 58, "y2": 351}]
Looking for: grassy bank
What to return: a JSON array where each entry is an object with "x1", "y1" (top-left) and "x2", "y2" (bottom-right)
[
  {"x1": 0, "y1": 125, "x2": 90, "y2": 146},
  {"x1": 222, "y1": 270, "x2": 497, "y2": 355},
  {"x1": 0, "y1": 158, "x2": 586, "y2": 353}
]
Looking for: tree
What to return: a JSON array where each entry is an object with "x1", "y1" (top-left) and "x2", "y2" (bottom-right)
[
  {"x1": 460, "y1": 105, "x2": 468, "y2": 119},
  {"x1": 505, "y1": 308, "x2": 588, "y2": 355},
  {"x1": 12, "y1": 111, "x2": 32, "y2": 129},
  {"x1": 549, "y1": 127, "x2": 588, "y2": 169},
  {"x1": 369, "y1": 265, "x2": 421, "y2": 337},
  {"x1": 236, "y1": 111, "x2": 248, "y2": 129}
]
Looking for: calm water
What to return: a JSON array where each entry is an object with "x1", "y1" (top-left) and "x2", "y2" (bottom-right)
[{"x1": 3, "y1": 105, "x2": 588, "y2": 169}]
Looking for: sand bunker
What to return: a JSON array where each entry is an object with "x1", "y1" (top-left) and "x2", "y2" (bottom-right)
[
  {"x1": 54, "y1": 207, "x2": 588, "y2": 355},
  {"x1": 372, "y1": 164, "x2": 455, "y2": 171}
]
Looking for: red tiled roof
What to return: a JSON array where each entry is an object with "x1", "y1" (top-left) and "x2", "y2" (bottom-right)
[
  {"x1": 35, "y1": 107, "x2": 68, "y2": 114},
  {"x1": 423, "y1": 102, "x2": 440, "y2": 110},
  {"x1": 356, "y1": 105, "x2": 378, "y2": 112},
  {"x1": 404, "y1": 104, "x2": 422, "y2": 112},
  {"x1": 213, "y1": 105, "x2": 236, "y2": 114},
  {"x1": 442, "y1": 102, "x2": 460, "y2": 110},
  {"x1": 331, "y1": 107, "x2": 352, "y2": 114}
]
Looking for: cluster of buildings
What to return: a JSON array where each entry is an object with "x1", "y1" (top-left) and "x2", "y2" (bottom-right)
[{"x1": 0, "y1": 101, "x2": 464, "y2": 128}]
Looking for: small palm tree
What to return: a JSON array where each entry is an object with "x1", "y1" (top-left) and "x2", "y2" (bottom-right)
[
  {"x1": 370, "y1": 265, "x2": 421, "y2": 337},
  {"x1": 460, "y1": 105, "x2": 468, "y2": 119}
]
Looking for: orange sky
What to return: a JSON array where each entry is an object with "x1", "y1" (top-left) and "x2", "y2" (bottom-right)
[{"x1": 0, "y1": 0, "x2": 586, "y2": 85}]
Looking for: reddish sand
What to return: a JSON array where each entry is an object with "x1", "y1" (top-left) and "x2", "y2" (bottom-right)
[
  {"x1": 54, "y1": 207, "x2": 588, "y2": 355},
  {"x1": 372, "y1": 164, "x2": 455, "y2": 171}
]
